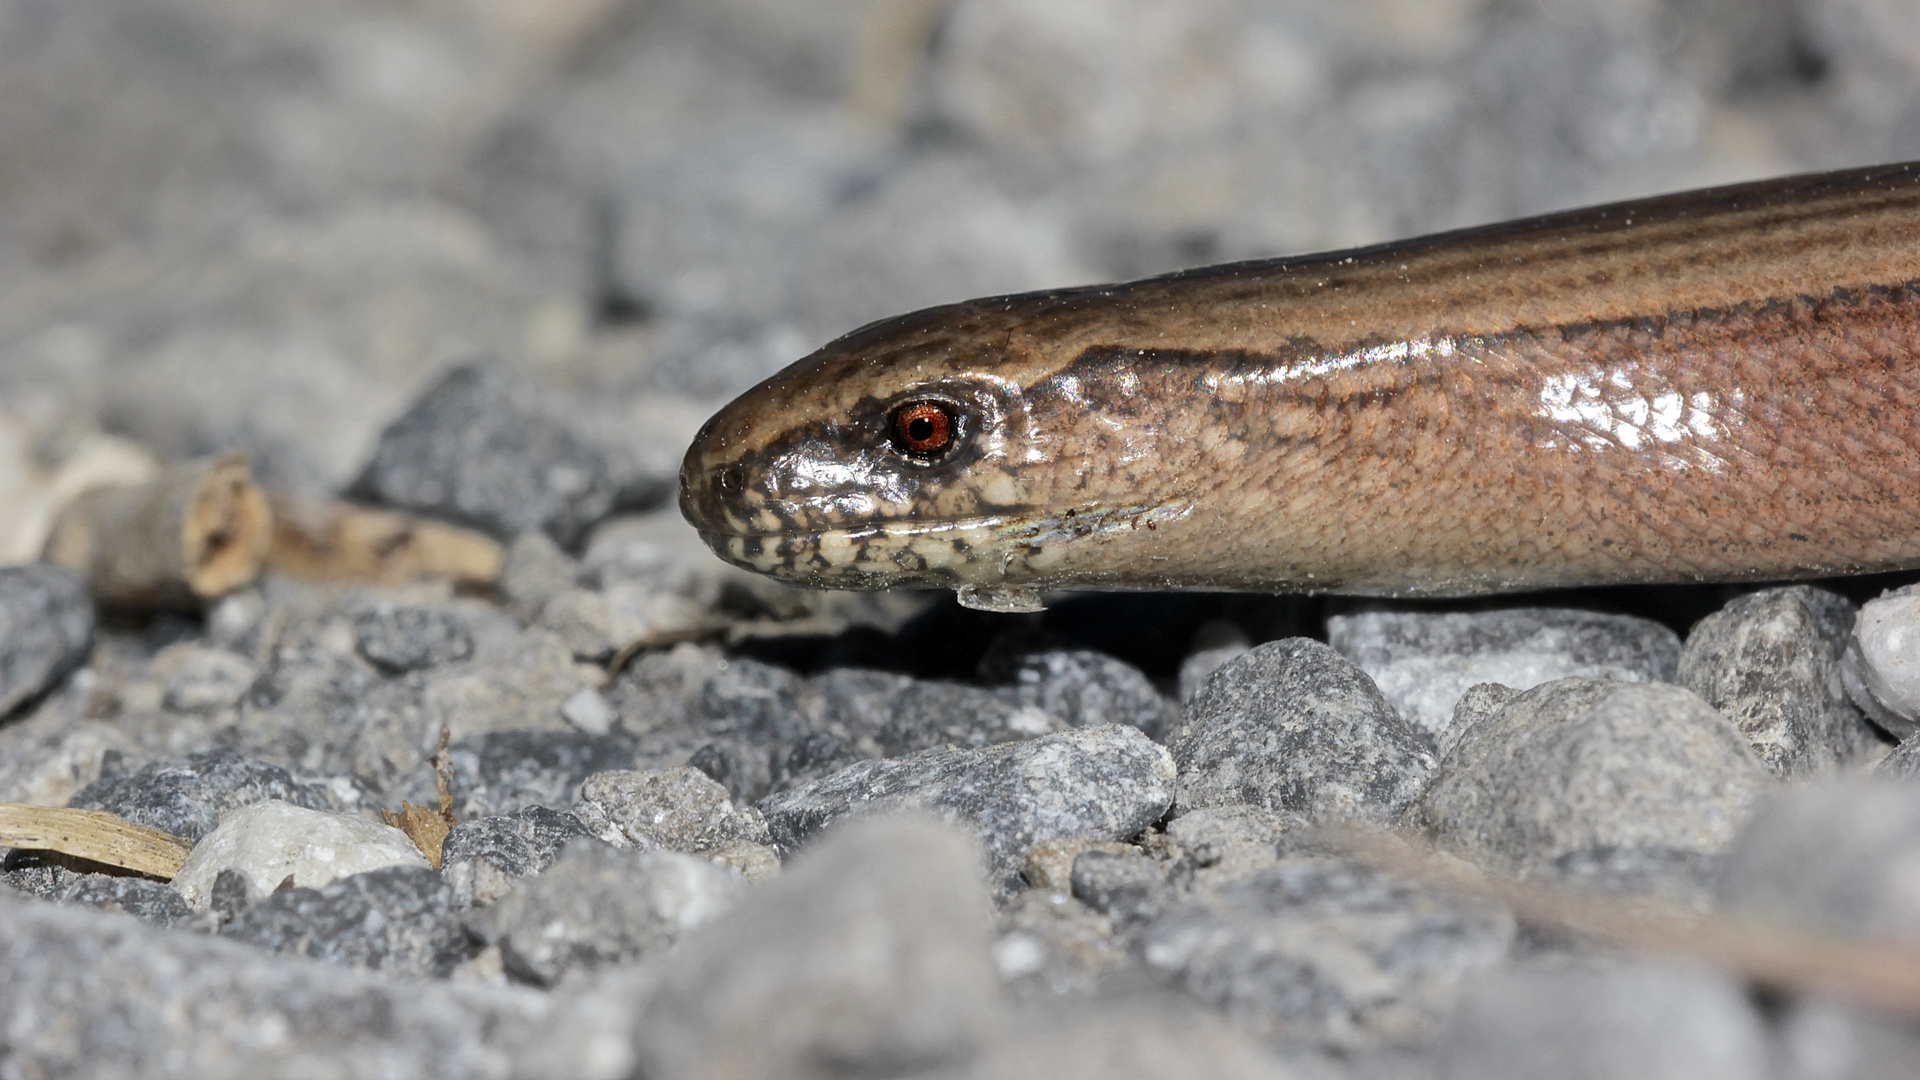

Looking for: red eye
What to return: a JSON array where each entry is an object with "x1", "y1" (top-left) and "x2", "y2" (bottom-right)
[{"x1": 890, "y1": 401, "x2": 957, "y2": 459}]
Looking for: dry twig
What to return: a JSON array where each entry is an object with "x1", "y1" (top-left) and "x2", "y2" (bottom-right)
[{"x1": 0, "y1": 803, "x2": 193, "y2": 880}]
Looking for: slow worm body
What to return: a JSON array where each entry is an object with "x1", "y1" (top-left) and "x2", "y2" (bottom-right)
[{"x1": 680, "y1": 162, "x2": 1920, "y2": 611}]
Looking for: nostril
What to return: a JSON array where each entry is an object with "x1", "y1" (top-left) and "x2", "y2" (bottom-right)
[{"x1": 715, "y1": 463, "x2": 746, "y2": 497}]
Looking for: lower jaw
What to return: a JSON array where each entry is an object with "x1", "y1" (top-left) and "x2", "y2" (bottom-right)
[{"x1": 697, "y1": 516, "x2": 1026, "y2": 590}]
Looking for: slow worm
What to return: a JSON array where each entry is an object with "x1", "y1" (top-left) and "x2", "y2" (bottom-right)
[{"x1": 680, "y1": 161, "x2": 1920, "y2": 612}]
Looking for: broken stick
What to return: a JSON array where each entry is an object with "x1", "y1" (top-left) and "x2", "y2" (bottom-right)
[
  {"x1": 0, "y1": 803, "x2": 192, "y2": 880},
  {"x1": 43, "y1": 452, "x2": 271, "y2": 611}
]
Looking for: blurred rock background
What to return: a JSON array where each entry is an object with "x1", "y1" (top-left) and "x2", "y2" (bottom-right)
[{"x1": 0, "y1": 0, "x2": 1917, "y2": 541}]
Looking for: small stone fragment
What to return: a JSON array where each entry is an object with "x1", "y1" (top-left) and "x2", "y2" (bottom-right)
[
  {"x1": 1679, "y1": 586, "x2": 1880, "y2": 778},
  {"x1": 0, "y1": 563, "x2": 93, "y2": 718},
  {"x1": 618, "y1": 816, "x2": 1001, "y2": 1080},
  {"x1": 221, "y1": 865, "x2": 470, "y2": 977},
  {"x1": 68, "y1": 748, "x2": 333, "y2": 842},
  {"x1": 423, "y1": 628, "x2": 599, "y2": 743},
  {"x1": 1020, "y1": 836, "x2": 1135, "y2": 893},
  {"x1": 560, "y1": 687, "x2": 615, "y2": 735},
  {"x1": 537, "y1": 584, "x2": 713, "y2": 662},
  {"x1": 1070, "y1": 849, "x2": 1174, "y2": 926},
  {"x1": 440, "y1": 805, "x2": 594, "y2": 908},
  {"x1": 171, "y1": 800, "x2": 429, "y2": 910},
  {"x1": 1140, "y1": 856, "x2": 1514, "y2": 1049},
  {"x1": 1843, "y1": 584, "x2": 1920, "y2": 738},
  {"x1": 446, "y1": 730, "x2": 641, "y2": 818},
  {"x1": 468, "y1": 839, "x2": 742, "y2": 986},
  {"x1": 1433, "y1": 960, "x2": 1771, "y2": 1080},
  {"x1": 1163, "y1": 804, "x2": 1309, "y2": 886},
  {"x1": 351, "y1": 603, "x2": 475, "y2": 673},
  {"x1": 1414, "y1": 678, "x2": 1773, "y2": 877},
  {"x1": 760, "y1": 724, "x2": 1175, "y2": 892},
  {"x1": 4, "y1": 864, "x2": 194, "y2": 929},
  {"x1": 158, "y1": 645, "x2": 256, "y2": 713},
  {"x1": 1328, "y1": 608, "x2": 1681, "y2": 743},
  {"x1": 1174, "y1": 639, "x2": 1433, "y2": 823},
  {"x1": 573, "y1": 766, "x2": 771, "y2": 854},
  {"x1": 498, "y1": 529, "x2": 580, "y2": 620},
  {"x1": 982, "y1": 648, "x2": 1178, "y2": 741}
]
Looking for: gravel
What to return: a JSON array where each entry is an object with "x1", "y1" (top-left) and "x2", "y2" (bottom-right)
[
  {"x1": 9, "y1": 1, "x2": 1920, "y2": 1072},
  {"x1": 1174, "y1": 638, "x2": 1434, "y2": 823},
  {"x1": 1328, "y1": 608, "x2": 1681, "y2": 744},
  {"x1": 467, "y1": 839, "x2": 741, "y2": 986},
  {"x1": 760, "y1": 724, "x2": 1175, "y2": 892},
  {"x1": 1678, "y1": 586, "x2": 1880, "y2": 778},
  {"x1": 1413, "y1": 678, "x2": 1774, "y2": 883}
]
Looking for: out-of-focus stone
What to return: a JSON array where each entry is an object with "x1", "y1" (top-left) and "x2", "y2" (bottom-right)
[
  {"x1": 498, "y1": 529, "x2": 580, "y2": 620},
  {"x1": 350, "y1": 362, "x2": 667, "y2": 548},
  {"x1": 1432, "y1": 960, "x2": 1771, "y2": 1080},
  {"x1": 171, "y1": 800, "x2": 429, "y2": 910},
  {"x1": 0, "y1": 563, "x2": 93, "y2": 717},
  {"x1": 1328, "y1": 608, "x2": 1681, "y2": 744},
  {"x1": 1717, "y1": 781, "x2": 1920, "y2": 946},
  {"x1": 938, "y1": 992, "x2": 1297, "y2": 1080},
  {"x1": 1414, "y1": 678, "x2": 1773, "y2": 878},
  {"x1": 1679, "y1": 586, "x2": 1879, "y2": 778},
  {"x1": 760, "y1": 725, "x2": 1175, "y2": 892},
  {"x1": 1164, "y1": 804, "x2": 1309, "y2": 887},
  {"x1": 221, "y1": 865, "x2": 469, "y2": 978},
  {"x1": 1140, "y1": 856, "x2": 1514, "y2": 1049},
  {"x1": 1174, "y1": 639, "x2": 1433, "y2": 823},
  {"x1": 468, "y1": 840, "x2": 741, "y2": 986},
  {"x1": 351, "y1": 603, "x2": 475, "y2": 673},
  {"x1": 1070, "y1": 849, "x2": 1175, "y2": 926},
  {"x1": 616, "y1": 816, "x2": 1001, "y2": 1080},
  {"x1": 440, "y1": 805, "x2": 594, "y2": 908},
  {"x1": 156, "y1": 644, "x2": 256, "y2": 714},
  {"x1": 68, "y1": 748, "x2": 332, "y2": 843},
  {"x1": 536, "y1": 584, "x2": 713, "y2": 662},
  {"x1": 423, "y1": 627, "x2": 600, "y2": 742},
  {"x1": 0, "y1": 890, "x2": 549, "y2": 1078}
]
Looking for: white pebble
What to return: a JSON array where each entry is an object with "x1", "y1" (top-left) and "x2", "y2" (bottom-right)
[
  {"x1": 1847, "y1": 587, "x2": 1920, "y2": 737},
  {"x1": 170, "y1": 800, "x2": 428, "y2": 910}
]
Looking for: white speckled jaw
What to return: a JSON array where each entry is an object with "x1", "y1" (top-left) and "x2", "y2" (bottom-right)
[{"x1": 696, "y1": 501, "x2": 1198, "y2": 610}]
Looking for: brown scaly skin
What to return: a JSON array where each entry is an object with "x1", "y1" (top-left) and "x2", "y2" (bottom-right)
[{"x1": 680, "y1": 161, "x2": 1920, "y2": 611}]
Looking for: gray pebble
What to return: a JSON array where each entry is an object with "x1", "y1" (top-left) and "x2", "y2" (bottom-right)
[
  {"x1": 573, "y1": 766, "x2": 771, "y2": 854},
  {"x1": 983, "y1": 648, "x2": 1178, "y2": 742},
  {"x1": 221, "y1": 865, "x2": 470, "y2": 978},
  {"x1": 1174, "y1": 639, "x2": 1434, "y2": 823},
  {"x1": 1328, "y1": 608, "x2": 1680, "y2": 744},
  {"x1": 946, "y1": 993, "x2": 1295, "y2": 1080},
  {"x1": 498, "y1": 530, "x2": 580, "y2": 620},
  {"x1": 877, "y1": 679, "x2": 1062, "y2": 758},
  {"x1": 350, "y1": 361, "x2": 665, "y2": 548},
  {"x1": 446, "y1": 730, "x2": 641, "y2": 819},
  {"x1": 3, "y1": 864, "x2": 194, "y2": 929},
  {"x1": 440, "y1": 805, "x2": 594, "y2": 908},
  {"x1": 1717, "y1": 781, "x2": 1920, "y2": 945},
  {"x1": 351, "y1": 604, "x2": 475, "y2": 673},
  {"x1": 159, "y1": 645, "x2": 256, "y2": 714},
  {"x1": 1413, "y1": 678, "x2": 1773, "y2": 877},
  {"x1": 68, "y1": 747, "x2": 333, "y2": 842},
  {"x1": 760, "y1": 724, "x2": 1175, "y2": 892},
  {"x1": 1070, "y1": 849, "x2": 1176, "y2": 926},
  {"x1": 468, "y1": 839, "x2": 742, "y2": 986},
  {"x1": 1679, "y1": 586, "x2": 1880, "y2": 778},
  {"x1": 1878, "y1": 730, "x2": 1920, "y2": 779},
  {"x1": 1432, "y1": 960, "x2": 1771, "y2": 1080},
  {"x1": 1773, "y1": 994, "x2": 1920, "y2": 1080},
  {"x1": 0, "y1": 564, "x2": 93, "y2": 718},
  {"x1": 1140, "y1": 857, "x2": 1514, "y2": 1050},
  {"x1": 617, "y1": 816, "x2": 1001, "y2": 1080}
]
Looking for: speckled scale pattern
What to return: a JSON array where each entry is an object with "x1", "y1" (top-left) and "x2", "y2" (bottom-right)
[{"x1": 681, "y1": 161, "x2": 1920, "y2": 599}]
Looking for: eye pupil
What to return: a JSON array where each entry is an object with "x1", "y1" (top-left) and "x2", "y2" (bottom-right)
[{"x1": 890, "y1": 401, "x2": 958, "y2": 459}]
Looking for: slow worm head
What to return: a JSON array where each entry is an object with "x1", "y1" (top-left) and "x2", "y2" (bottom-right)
[{"x1": 681, "y1": 162, "x2": 1920, "y2": 611}]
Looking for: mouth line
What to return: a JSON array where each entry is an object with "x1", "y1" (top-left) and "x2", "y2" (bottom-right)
[
  {"x1": 695, "y1": 502, "x2": 1192, "y2": 548},
  {"x1": 695, "y1": 513, "x2": 1025, "y2": 546}
]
